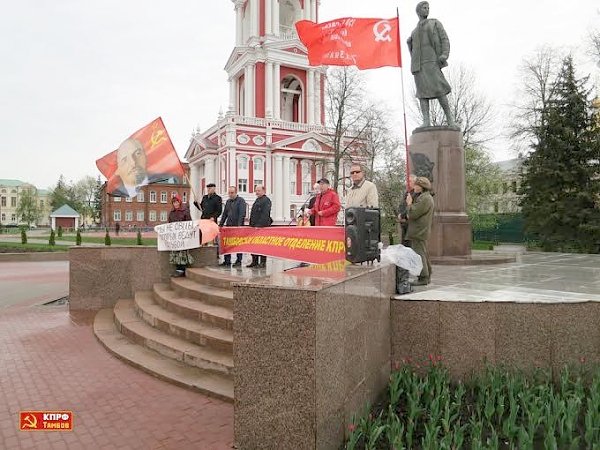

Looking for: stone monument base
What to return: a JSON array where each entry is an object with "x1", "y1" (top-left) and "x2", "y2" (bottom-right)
[{"x1": 409, "y1": 128, "x2": 472, "y2": 258}]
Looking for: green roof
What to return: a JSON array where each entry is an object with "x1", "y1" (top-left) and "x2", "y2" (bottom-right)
[
  {"x1": 50, "y1": 204, "x2": 80, "y2": 217},
  {"x1": 0, "y1": 179, "x2": 25, "y2": 187},
  {"x1": 37, "y1": 189, "x2": 50, "y2": 195}
]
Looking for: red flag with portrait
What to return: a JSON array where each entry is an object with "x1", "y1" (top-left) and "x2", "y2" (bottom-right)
[
  {"x1": 95, "y1": 117, "x2": 185, "y2": 198},
  {"x1": 295, "y1": 17, "x2": 401, "y2": 69}
]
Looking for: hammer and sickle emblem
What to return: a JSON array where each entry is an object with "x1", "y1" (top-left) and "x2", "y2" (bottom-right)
[
  {"x1": 22, "y1": 414, "x2": 37, "y2": 429},
  {"x1": 149, "y1": 126, "x2": 167, "y2": 150},
  {"x1": 373, "y1": 20, "x2": 392, "y2": 42}
]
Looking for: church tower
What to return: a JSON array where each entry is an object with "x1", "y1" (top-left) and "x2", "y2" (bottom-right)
[{"x1": 185, "y1": 0, "x2": 345, "y2": 223}]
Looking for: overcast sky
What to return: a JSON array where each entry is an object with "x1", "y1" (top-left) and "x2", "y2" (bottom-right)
[{"x1": 1, "y1": 0, "x2": 598, "y2": 190}]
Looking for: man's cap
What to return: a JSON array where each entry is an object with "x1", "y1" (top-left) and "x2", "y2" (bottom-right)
[
  {"x1": 317, "y1": 178, "x2": 330, "y2": 185},
  {"x1": 206, "y1": 183, "x2": 216, "y2": 188}
]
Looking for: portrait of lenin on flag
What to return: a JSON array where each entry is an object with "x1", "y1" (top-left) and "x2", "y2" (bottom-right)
[{"x1": 96, "y1": 117, "x2": 185, "y2": 198}]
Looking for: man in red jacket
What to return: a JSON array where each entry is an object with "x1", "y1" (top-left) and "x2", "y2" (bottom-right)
[{"x1": 308, "y1": 178, "x2": 341, "y2": 226}]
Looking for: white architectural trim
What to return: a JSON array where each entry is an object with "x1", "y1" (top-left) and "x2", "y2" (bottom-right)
[
  {"x1": 273, "y1": 63, "x2": 281, "y2": 120},
  {"x1": 307, "y1": 69, "x2": 315, "y2": 124},
  {"x1": 265, "y1": 61, "x2": 273, "y2": 118}
]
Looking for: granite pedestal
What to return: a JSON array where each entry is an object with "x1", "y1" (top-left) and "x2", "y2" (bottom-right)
[
  {"x1": 409, "y1": 128, "x2": 471, "y2": 258},
  {"x1": 233, "y1": 264, "x2": 395, "y2": 450}
]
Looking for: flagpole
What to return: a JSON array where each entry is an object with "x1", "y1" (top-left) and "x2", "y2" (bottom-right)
[{"x1": 397, "y1": 7, "x2": 410, "y2": 189}]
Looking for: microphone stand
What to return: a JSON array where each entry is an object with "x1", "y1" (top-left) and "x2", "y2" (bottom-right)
[{"x1": 288, "y1": 192, "x2": 316, "y2": 226}]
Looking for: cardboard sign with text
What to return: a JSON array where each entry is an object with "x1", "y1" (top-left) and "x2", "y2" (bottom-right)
[{"x1": 155, "y1": 220, "x2": 201, "y2": 251}]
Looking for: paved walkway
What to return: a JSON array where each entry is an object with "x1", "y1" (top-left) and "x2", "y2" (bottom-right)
[{"x1": 0, "y1": 263, "x2": 234, "y2": 449}]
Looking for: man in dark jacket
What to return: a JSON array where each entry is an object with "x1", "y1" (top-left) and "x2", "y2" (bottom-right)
[
  {"x1": 247, "y1": 184, "x2": 272, "y2": 268},
  {"x1": 219, "y1": 186, "x2": 247, "y2": 267},
  {"x1": 194, "y1": 183, "x2": 222, "y2": 222}
]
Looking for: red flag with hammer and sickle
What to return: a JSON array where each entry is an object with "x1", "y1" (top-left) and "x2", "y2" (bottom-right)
[
  {"x1": 96, "y1": 117, "x2": 185, "y2": 198},
  {"x1": 295, "y1": 17, "x2": 401, "y2": 70}
]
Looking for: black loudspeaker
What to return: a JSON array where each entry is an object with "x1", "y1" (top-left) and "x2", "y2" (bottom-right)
[{"x1": 345, "y1": 207, "x2": 381, "y2": 264}]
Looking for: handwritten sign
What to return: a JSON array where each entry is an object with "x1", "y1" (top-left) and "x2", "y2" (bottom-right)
[{"x1": 155, "y1": 220, "x2": 200, "y2": 251}]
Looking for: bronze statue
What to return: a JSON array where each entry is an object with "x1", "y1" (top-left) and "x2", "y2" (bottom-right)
[{"x1": 407, "y1": 1, "x2": 456, "y2": 128}]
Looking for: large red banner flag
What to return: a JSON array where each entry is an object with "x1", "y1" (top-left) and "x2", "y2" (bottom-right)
[
  {"x1": 96, "y1": 117, "x2": 185, "y2": 198},
  {"x1": 295, "y1": 17, "x2": 401, "y2": 69}
]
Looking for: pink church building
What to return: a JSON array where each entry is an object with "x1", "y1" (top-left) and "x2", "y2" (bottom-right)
[{"x1": 185, "y1": 0, "x2": 356, "y2": 223}]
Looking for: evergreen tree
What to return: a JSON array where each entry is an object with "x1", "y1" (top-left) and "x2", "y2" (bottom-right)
[
  {"x1": 21, "y1": 228, "x2": 27, "y2": 244},
  {"x1": 136, "y1": 229, "x2": 143, "y2": 245},
  {"x1": 104, "y1": 229, "x2": 111, "y2": 246},
  {"x1": 519, "y1": 56, "x2": 600, "y2": 253},
  {"x1": 76, "y1": 229, "x2": 82, "y2": 246},
  {"x1": 57, "y1": 226, "x2": 63, "y2": 238},
  {"x1": 49, "y1": 230, "x2": 56, "y2": 246}
]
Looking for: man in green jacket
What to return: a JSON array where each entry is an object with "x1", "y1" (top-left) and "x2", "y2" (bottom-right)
[{"x1": 405, "y1": 177, "x2": 434, "y2": 285}]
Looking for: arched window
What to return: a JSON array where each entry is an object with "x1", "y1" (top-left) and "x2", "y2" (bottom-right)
[
  {"x1": 238, "y1": 156, "x2": 248, "y2": 170},
  {"x1": 281, "y1": 75, "x2": 303, "y2": 123},
  {"x1": 253, "y1": 157, "x2": 264, "y2": 171}
]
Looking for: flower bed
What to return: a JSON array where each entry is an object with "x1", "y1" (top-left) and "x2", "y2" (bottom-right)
[{"x1": 346, "y1": 357, "x2": 600, "y2": 449}]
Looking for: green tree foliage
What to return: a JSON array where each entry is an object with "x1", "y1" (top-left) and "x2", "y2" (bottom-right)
[
  {"x1": 21, "y1": 228, "x2": 27, "y2": 244},
  {"x1": 104, "y1": 229, "x2": 111, "y2": 246},
  {"x1": 136, "y1": 229, "x2": 143, "y2": 245},
  {"x1": 49, "y1": 230, "x2": 56, "y2": 246},
  {"x1": 519, "y1": 56, "x2": 600, "y2": 253},
  {"x1": 76, "y1": 229, "x2": 82, "y2": 246},
  {"x1": 57, "y1": 225, "x2": 63, "y2": 238},
  {"x1": 466, "y1": 146, "x2": 503, "y2": 230},
  {"x1": 16, "y1": 187, "x2": 41, "y2": 227}
]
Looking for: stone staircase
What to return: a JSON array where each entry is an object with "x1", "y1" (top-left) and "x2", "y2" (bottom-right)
[{"x1": 93, "y1": 267, "x2": 241, "y2": 403}]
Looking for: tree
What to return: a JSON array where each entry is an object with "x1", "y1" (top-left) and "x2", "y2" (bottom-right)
[
  {"x1": 519, "y1": 56, "x2": 600, "y2": 253},
  {"x1": 16, "y1": 187, "x2": 41, "y2": 227},
  {"x1": 74, "y1": 175, "x2": 101, "y2": 225},
  {"x1": 465, "y1": 146, "x2": 502, "y2": 229},
  {"x1": 324, "y1": 67, "x2": 382, "y2": 191},
  {"x1": 21, "y1": 228, "x2": 27, "y2": 244},
  {"x1": 136, "y1": 229, "x2": 143, "y2": 245},
  {"x1": 104, "y1": 229, "x2": 111, "y2": 246},
  {"x1": 372, "y1": 139, "x2": 406, "y2": 243},
  {"x1": 50, "y1": 175, "x2": 81, "y2": 211},
  {"x1": 76, "y1": 229, "x2": 82, "y2": 246},
  {"x1": 588, "y1": 30, "x2": 600, "y2": 64},
  {"x1": 510, "y1": 46, "x2": 562, "y2": 153},
  {"x1": 49, "y1": 230, "x2": 56, "y2": 246}
]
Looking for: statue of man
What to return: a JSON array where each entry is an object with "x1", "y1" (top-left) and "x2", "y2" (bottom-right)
[{"x1": 407, "y1": 1, "x2": 456, "y2": 128}]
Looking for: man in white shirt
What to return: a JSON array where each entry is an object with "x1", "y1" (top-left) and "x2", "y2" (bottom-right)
[{"x1": 344, "y1": 163, "x2": 379, "y2": 208}]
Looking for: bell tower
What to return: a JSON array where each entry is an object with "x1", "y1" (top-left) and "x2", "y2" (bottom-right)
[
  {"x1": 186, "y1": 0, "x2": 343, "y2": 224},
  {"x1": 226, "y1": 0, "x2": 324, "y2": 124}
]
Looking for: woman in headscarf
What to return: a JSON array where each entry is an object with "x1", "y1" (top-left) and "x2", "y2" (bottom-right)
[{"x1": 168, "y1": 195, "x2": 194, "y2": 277}]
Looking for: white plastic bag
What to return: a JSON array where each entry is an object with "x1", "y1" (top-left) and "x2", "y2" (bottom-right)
[{"x1": 381, "y1": 244, "x2": 423, "y2": 276}]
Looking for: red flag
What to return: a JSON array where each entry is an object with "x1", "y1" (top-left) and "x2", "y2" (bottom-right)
[
  {"x1": 295, "y1": 17, "x2": 401, "y2": 70},
  {"x1": 96, "y1": 117, "x2": 185, "y2": 198}
]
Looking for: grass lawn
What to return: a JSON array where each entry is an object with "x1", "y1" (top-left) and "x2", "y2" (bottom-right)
[
  {"x1": 346, "y1": 359, "x2": 600, "y2": 449},
  {"x1": 59, "y1": 235, "x2": 157, "y2": 246},
  {"x1": 472, "y1": 240, "x2": 496, "y2": 250},
  {"x1": 0, "y1": 242, "x2": 69, "y2": 252}
]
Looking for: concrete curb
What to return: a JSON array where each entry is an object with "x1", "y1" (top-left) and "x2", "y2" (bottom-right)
[{"x1": 0, "y1": 252, "x2": 69, "y2": 262}]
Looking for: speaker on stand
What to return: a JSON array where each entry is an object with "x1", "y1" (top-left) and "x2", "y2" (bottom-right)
[{"x1": 344, "y1": 207, "x2": 381, "y2": 264}]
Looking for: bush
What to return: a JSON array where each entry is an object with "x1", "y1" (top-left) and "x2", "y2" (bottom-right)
[
  {"x1": 57, "y1": 226, "x2": 63, "y2": 238},
  {"x1": 104, "y1": 229, "x2": 111, "y2": 246},
  {"x1": 75, "y1": 229, "x2": 82, "y2": 246},
  {"x1": 136, "y1": 229, "x2": 143, "y2": 245},
  {"x1": 49, "y1": 230, "x2": 56, "y2": 246},
  {"x1": 21, "y1": 228, "x2": 27, "y2": 244}
]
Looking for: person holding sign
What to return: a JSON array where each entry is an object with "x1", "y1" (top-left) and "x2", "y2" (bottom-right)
[
  {"x1": 219, "y1": 186, "x2": 247, "y2": 267},
  {"x1": 168, "y1": 195, "x2": 194, "y2": 277}
]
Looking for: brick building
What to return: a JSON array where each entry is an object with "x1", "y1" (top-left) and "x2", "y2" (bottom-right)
[{"x1": 100, "y1": 166, "x2": 191, "y2": 230}]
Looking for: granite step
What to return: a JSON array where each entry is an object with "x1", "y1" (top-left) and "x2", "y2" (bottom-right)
[
  {"x1": 186, "y1": 267, "x2": 243, "y2": 290},
  {"x1": 113, "y1": 299, "x2": 234, "y2": 376},
  {"x1": 93, "y1": 308, "x2": 233, "y2": 403},
  {"x1": 170, "y1": 277, "x2": 234, "y2": 308},
  {"x1": 153, "y1": 283, "x2": 233, "y2": 330},
  {"x1": 134, "y1": 291, "x2": 233, "y2": 352}
]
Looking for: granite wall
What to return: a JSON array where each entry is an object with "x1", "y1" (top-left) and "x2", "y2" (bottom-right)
[
  {"x1": 233, "y1": 264, "x2": 395, "y2": 450},
  {"x1": 69, "y1": 246, "x2": 217, "y2": 311},
  {"x1": 391, "y1": 299, "x2": 600, "y2": 380}
]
